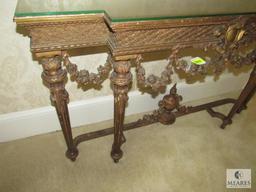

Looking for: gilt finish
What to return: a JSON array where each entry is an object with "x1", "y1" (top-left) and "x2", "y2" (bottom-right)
[
  {"x1": 110, "y1": 58, "x2": 132, "y2": 162},
  {"x1": 16, "y1": 15, "x2": 109, "y2": 52},
  {"x1": 40, "y1": 52, "x2": 78, "y2": 161},
  {"x1": 157, "y1": 84, "x2": 185, "y2": 125},
  {"x1": 63, "y1": 53, "x2": 112, "y2": 87},
  {"x1": 135, "y1": 55, "x2": 174, "y2": 92},
  {"x1": 15, "y1": 11, "x2": 256, "y2": 162},
  {"x1": 169, "y1": 16, "x2": 256, "y2": 76}
]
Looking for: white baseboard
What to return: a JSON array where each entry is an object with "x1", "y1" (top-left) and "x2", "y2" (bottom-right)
[{"x1": 0, "y1": 73, "x2": 249, "y2": 142}]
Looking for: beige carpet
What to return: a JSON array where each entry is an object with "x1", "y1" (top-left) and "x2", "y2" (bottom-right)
[{"x1": 0, "y1": 92, "x2": 255, "y2": 192}]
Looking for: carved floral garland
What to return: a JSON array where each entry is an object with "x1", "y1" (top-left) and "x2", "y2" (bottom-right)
[
  {"x1": 135, "y1": 55, "x2": 173, "y2": 92},
  {"x1": 62, "y1": 17, "x2": 255, "y2": 92},
  {"x1": 63, "y1": 53, "x2": 112, "y2": 86}
]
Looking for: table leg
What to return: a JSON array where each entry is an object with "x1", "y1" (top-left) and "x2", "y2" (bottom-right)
[
  {"x1": 40, "y1": 54, "x2": 78, "y2": 161},
  {"x1": 110, "y1": 59, "x2": 132, "y2": 163},
  {"x1": 236, "y1": 87, "x2": 256, "y2": 113},
  {"x1": 221, "y1": 65, "x2": 256, "y2": 128}
]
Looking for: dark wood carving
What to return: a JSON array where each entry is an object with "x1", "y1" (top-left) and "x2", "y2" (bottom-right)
[
  {"x1": 18, "y1": 16, "x2": 109, "y2": 52},
  {"x1": 73, "y1": 101, "x2": 239, "y2": 147},
  {"x1": 219, "y1": 65, "x2": 256, "y2": 128},
  {"x1": 110, "y1": 58, "x2": 132, "y2": 163},
  {"x1": 41, "y1": 55, "x2": 78, "y2": 161},
  {"x1": 136, "y1": 84, "x2": 190, "y2": 125},
  {"x1": 63, "y1": 53, "x2": 112, "y2": 87},
  {"x1": 109, "y1": 23, "x2": 223, "y2": 56},
  {"x1": 135, "y1": 55, "x2": 173, "y2": 92},
  {"x1": 170, "y1": 16, "x2": 256, "y2": 76},
  {"x1": 157, "y1": 84, "x2": 188, "y2": 125},
  {"x1": 15, "y1": 12, "x2": 256, "y2": 162}
]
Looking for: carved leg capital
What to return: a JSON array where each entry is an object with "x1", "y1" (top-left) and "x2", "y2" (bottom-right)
[
  {"x1": 40, "y1": 54, "x2": 78, "y2": 161},
  {"x1": 110, "y1": 58, "x2": 132, "y2": 163}
]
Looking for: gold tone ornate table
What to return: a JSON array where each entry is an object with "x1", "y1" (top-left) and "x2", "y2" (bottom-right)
[{"x1": 14, "y1": 0, "x2": 256, "y2": 163}]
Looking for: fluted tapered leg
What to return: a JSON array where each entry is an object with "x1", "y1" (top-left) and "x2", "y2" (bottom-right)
[
  {"x1": 40, "y1": 54, "x2": 78, "y2": 161},
  {"x1": 221, "y1": 65, "x2": 256, "y2": 128},
  {"x1": 110, "y1": 59, "x2": 132, "y2": 163}
]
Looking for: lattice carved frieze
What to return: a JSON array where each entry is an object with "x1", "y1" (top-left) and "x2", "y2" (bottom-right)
[
  {"x1": 109, "y1": 24, "x2": 224, "y2": 56},
  {"x1": 29, "y1": 22, "x2": 109, "y2": 52},
  {"x1": 131, "y1": 16, "x2": 256, "y2": 91},
  {"x1": 113, "y1": 25, "x2": 219, "y2": 47},
  {"x1": 110, "y1": 15, "x2": 256, "y2": 58},
  {"x1": 169, "y1": 16, "x2": 256, "y2": 76}
]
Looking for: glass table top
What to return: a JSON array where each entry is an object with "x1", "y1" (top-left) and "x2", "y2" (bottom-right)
[{"x1": 15, "y1": 0, "x2": 256, "y2": 22}]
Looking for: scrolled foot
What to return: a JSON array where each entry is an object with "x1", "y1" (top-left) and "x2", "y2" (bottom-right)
[
  {"x1": 111, "y1": 148, "x2": 123, "y2": 163},
  {"x1": 220, "y1": 118, "x2": 232, "y2": 129},
  {"x1": 65, "y1": 148, "x2": 79, "y2": 161}
]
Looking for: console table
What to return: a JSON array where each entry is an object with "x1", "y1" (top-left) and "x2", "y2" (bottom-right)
[{"x1": 14, "y1": 0, "x2": 256, "y2": 163}]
